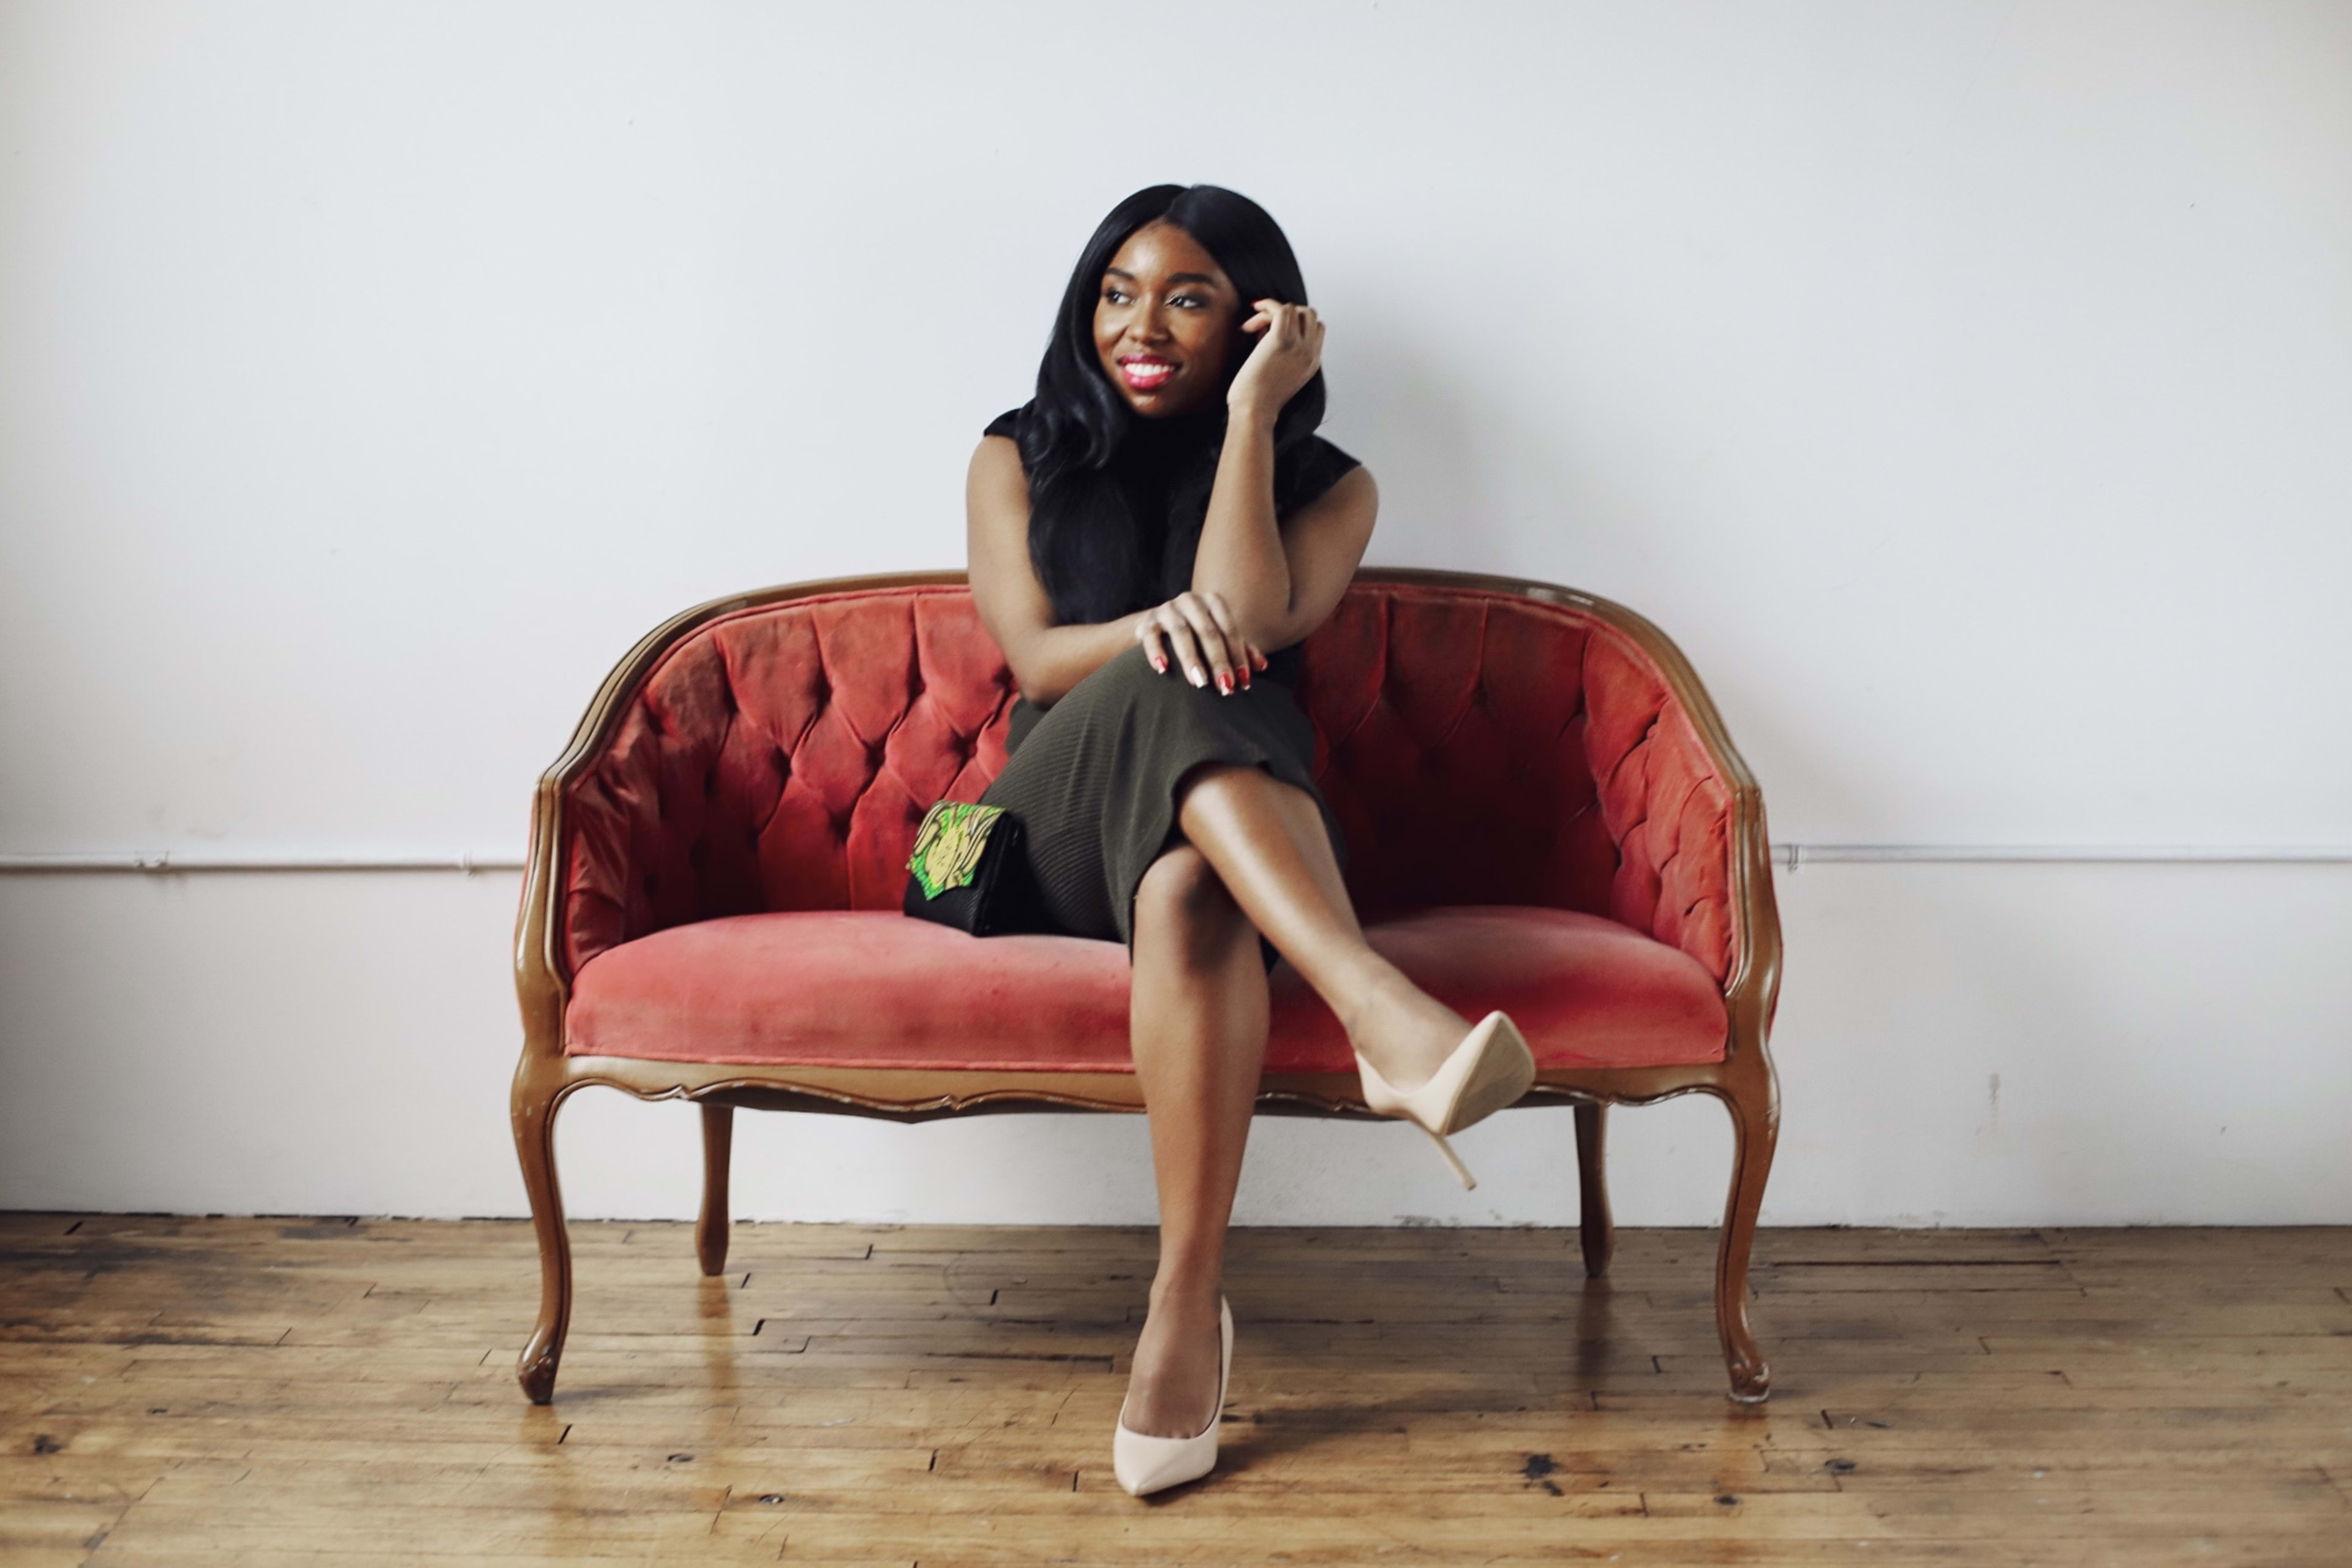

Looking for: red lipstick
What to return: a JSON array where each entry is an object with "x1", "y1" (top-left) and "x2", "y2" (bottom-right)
[{"x1": 1119, "y1": 355, "x2": 1176, "y2": 391}]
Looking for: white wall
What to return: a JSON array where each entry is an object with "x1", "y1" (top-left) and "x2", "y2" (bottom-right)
[{"x1": 3, "y1": 2, "x2": 2347, "y2": 1224}]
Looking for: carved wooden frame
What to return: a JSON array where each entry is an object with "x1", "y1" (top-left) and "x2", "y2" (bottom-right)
[{"x1": 511, "y1": 569, "x2": 1782, "y2": 1406}]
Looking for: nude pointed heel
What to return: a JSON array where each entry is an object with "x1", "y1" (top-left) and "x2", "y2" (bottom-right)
[
  {"x1": 1356, "y1": 1011, "x2": 1537, "y2": 1191},
  {"x1": 1112, "y1": 1297, "x2": 1232, "y2": 1498}
]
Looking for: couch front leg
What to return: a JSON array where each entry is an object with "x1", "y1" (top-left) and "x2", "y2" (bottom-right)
[
  {"x1": 696, "y1": 1102, "x2": 734, "y2": 1276},
  {"x1": 511, "y1": 1065, "x2": 574, "y2": 1405},
  {"x1": 1711, "y1": 1048, "x2": 1779, "y2": 1405}
]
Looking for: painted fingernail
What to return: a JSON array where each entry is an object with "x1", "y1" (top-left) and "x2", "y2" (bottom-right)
[
  {"x1": 1188, "y1": 667, "x2": 1206, "y2": 688},
  {"x1": 1150, "y1": 654, "x2": 1167, "y2": 673},
  {"x1": 1217, "y1": 671, "x2": 1233, "y2": 695}
]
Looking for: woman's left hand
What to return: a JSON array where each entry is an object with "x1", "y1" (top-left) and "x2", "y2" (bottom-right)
[{"x1": 1227, "y1": 299, "x2": 1324, "y2": 424}]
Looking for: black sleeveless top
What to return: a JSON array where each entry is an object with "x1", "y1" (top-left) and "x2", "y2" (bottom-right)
[{"x1": 986, "y1": 406, "x2": 1360, "y2": 688}]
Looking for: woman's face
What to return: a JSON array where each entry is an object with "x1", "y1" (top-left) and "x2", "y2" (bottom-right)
[{"x1": 1093, "y1": 221, "x2": 1241, "y2": 418}]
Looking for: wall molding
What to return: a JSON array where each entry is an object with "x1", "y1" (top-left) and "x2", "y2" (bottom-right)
[
  {"x1": 0, "y1": 851, "x2": 526, "y2": 875},
  {"x1": 2, "y1": 845, "x2": 2350, "y2": 875}
]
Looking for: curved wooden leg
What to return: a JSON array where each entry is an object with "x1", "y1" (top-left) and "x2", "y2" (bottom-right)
[
  {"x1": 512, "y1": 1066, "x2": 573, "y2": 1405},
  {"x1": 1713, "y1": 1059, "x2": 1780, "y2": 1405},
  {"x1": 1573, "y1": 1102, "x2": 1614, "y2": 1279},
  {"x1": 696, "y1": 1103, "x2": 734, "y2": 1277}
]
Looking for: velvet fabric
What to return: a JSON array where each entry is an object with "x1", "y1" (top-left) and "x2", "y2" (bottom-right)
[
  {"x1": 567, "y1": 908, "x2": 1725, "y2": 1071},
  {"x1": 558, "y1": 581, "x2": 1739, "y2": 1068}
]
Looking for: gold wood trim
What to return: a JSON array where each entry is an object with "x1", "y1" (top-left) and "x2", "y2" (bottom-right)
[{"x1": 540, "y1": 1055, "x2": 1742, "y2": 1124}]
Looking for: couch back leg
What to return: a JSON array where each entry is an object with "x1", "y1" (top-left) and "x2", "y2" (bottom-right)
[
  {"x1": 696, "y1": 1102, "x2": 734, "y2": 1276},
  {"x1": 511, "y1": 1069, "x2": 573, "y2": 1405},
  {"x1": 1711, "y1": 1055, "x2": 1779, "y2": 1404},
  {"x1": 1573, "y1": 1103, "x2": 1615, "y2": 1279}
]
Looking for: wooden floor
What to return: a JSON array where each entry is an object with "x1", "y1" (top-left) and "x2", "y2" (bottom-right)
[{"x1": 2, "y1": 1215, "x2": 2347, "y2": 1566}]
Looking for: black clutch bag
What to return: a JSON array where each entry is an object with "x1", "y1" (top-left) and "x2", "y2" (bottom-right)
[{"x1": 902, "y1": 801, "x2": 1048, "y2": 937}]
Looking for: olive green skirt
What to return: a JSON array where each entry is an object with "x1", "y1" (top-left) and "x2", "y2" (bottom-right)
[{"x1": 978, "y1": 645, "x2": 1344, "y2": 953}]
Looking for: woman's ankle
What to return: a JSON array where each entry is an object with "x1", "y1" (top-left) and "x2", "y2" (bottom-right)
[
  {"x1": 1147, "y1": 1264, "x2": 1223, "y2": 1319},
  {"x1": 1343, "y1": 967, "x2": 1466, "y2": 1091},
  {"x1": 1126, "y1": 1267, "x2": 1224, "y2": 1430}
]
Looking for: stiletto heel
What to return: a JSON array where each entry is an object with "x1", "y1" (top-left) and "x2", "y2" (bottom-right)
[
  {"x1": 1415, "y1": 1123, "x2": 1478, "y2": 1189},
  {"x1": 1356, "y1": 1011, "x2": 1537, "y2": 1191},
  {"x1": 1112, "y1": 1297, "x2": 1232, "y2": 1497}
]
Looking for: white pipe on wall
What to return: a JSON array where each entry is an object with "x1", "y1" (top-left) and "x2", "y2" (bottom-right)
[
  {"x1": 1777, "y1": 845, "x2": 2352, "y2": 869},
  {"x1": 0, "y1": 853, "x2": 528, "y2": 874}
]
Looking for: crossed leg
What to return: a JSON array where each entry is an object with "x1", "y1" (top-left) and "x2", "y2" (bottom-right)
[{"x1": 1120, "y1": 764, "x2": 1473, "y2": 1438}]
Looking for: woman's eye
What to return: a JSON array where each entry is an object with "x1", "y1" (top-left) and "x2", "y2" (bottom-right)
[
  {"x1": 1103, "y1": 288, "x2": 1131, "y2": 306},
  {"x1": 1171, "y1": 293, "x2": 1205, "y2": 310}
]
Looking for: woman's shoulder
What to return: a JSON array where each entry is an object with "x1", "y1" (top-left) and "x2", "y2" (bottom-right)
[
  {"x1": 1295, "y1": 431, "x2": 1362, "y2": 476},
  {"x1": 1277, "y1": 431, "x2": 1366, "y2": 514},
  {"x1": 973, "y1": 408, "x2": 1028, "y2": 488}
]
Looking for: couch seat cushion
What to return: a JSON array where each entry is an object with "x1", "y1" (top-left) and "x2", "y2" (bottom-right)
[
  {"x1": 565, "y1": 907, "x2": 1726, "y2": 1074},
  {"x1": 567, "y1": 907, "x2": 1728, "y2": 1074}
]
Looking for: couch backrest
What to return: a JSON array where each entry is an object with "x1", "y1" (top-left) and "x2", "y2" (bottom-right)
[{"x1": 559, "y1": 579, "x2": 1733, "y2": 984}]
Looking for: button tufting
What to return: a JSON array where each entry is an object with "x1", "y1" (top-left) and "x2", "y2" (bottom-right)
[{"x1": 562, "y1": 582, "x2": 1735, "y2": 987}]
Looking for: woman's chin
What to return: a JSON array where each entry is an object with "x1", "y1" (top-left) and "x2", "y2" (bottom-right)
[{"x1": 1123, "y1": 388, "x2": 1208, "y2": 420}]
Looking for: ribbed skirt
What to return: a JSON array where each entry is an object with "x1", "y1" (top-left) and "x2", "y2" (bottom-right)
[{"x1": 978, "y1": 646, "x2": 1344, "y2": 952}]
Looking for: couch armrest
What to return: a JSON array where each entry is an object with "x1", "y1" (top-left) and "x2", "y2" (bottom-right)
[
  {"x1": 511, "y1": 572, "x2": 970, "y2": 1055},
  {"x1": 1571, "y1": 595, "x2": 1781, "y2": 1028}
]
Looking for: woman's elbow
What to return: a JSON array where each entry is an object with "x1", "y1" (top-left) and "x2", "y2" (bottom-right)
[
  {"x1": 1003, "y1": 647, "x2": 1070, "y2": 707},
  {"x1": 1012, "y1": 672, "x2": 1068, "y2": 707}
]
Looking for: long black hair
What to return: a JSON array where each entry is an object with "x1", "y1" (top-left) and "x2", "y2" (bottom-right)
[{"x1": 1009, "y1": 184, "x2": 1330, "y2": 625}]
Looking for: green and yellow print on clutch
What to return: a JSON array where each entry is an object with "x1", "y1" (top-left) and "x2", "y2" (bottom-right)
[{"x1": 907, "y1": 801, "x2": 1005, "y2": 900}]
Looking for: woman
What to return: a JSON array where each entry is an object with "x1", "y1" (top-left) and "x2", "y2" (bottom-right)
[{"x1": 967, "y1": 184, "x2": 1534, "y2": 1496}]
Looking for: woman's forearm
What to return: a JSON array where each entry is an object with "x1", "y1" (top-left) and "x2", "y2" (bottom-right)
[
  {"x1": 1002, "y1": 612, "x2": 1150, "y2": 707},
  {"x1": 1189, "y1": 411, "x2": 1293, "y2": 646}
]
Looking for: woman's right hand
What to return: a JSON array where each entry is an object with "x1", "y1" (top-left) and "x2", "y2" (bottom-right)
[
  {"x1": 1135, "y1": 590, "x2": 1270, "y2": 696},
  {"x1": 1227, "y1": 299, "x2": 1325, "y2": 427}
]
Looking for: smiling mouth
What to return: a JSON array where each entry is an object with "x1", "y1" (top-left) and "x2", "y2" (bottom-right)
[{"x1": 1118, "y1": 356, "x2": 1177, "y2": 391}]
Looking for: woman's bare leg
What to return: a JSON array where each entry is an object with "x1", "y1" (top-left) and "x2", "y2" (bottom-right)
[
  {"x1": 1176, "y1": 764, "x2": 1469, "y2": 1090},
  {"x1": 1122, "y1": 845, "x2": 1268, "y2": 1439}
]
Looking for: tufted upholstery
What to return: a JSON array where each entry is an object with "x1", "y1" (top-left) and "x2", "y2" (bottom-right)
[{"x1": 559, "y1": 581, "x2": 1736, "y2": 1002}]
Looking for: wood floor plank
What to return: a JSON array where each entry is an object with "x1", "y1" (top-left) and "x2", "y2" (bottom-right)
[{"x1": 4, "y1": 1216, "x2": 2346, "y2": 1564}]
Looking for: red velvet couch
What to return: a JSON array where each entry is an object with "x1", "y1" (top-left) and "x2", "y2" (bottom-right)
[{"x1": 511, "y1": 570, "x2": 1782, "y2": 1406}]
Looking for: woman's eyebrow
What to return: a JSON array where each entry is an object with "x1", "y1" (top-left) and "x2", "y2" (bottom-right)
[{"x1": 1102, "y1": 267, "x2": 1222, "y2": 288}]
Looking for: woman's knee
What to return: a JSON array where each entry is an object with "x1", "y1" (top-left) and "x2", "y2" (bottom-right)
[
  {"x1": 1172, "y1": 761, "x2": 1265, "y2": 825},
  {"x1": 1134, "y1": 846, "x2": 1250, "y2": 961}
]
